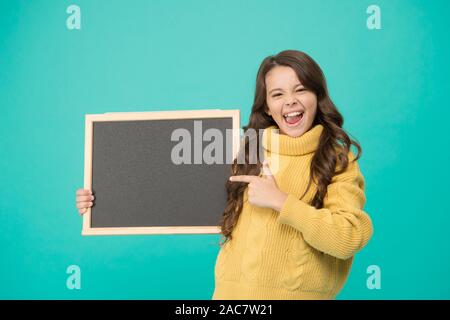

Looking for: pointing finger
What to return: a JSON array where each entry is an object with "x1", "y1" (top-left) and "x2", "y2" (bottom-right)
[{"x1": 229, "y1": 175, "x2": 257, "y2": 183}]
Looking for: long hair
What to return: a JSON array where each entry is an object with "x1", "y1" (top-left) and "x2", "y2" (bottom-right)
[{"x1": 219, "y1": 50, "x2": 361, "y2": 244}]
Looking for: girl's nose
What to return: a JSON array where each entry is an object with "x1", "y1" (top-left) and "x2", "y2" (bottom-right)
[{"x1": 284, "y1": 96, "x2": 298, "y2": 106}]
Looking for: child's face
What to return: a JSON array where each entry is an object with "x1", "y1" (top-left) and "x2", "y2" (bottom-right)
[{"x1": 265, "y1": 66, "x2": 318, "y2": 137}]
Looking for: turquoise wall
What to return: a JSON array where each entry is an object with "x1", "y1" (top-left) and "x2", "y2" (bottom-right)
[{"x1": 1, "y1": 0, "x2": 449, "y2": 299}]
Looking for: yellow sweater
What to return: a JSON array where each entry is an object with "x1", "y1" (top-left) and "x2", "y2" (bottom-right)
[{"x1": 212, "y1": 124, "x2": 373, "y2": 300}]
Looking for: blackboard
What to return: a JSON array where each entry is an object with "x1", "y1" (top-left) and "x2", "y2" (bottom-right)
[{"x1": 82, "y1": 110, "x2": 240, "y2": 235}]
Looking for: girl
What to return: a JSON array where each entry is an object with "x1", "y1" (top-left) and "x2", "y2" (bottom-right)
[
  {"x1": 75, "y1": 49, "x2": 373, "y2": 300},
  {"x1": 213, "y1": 50, "x2": 373, "y2": 299}
]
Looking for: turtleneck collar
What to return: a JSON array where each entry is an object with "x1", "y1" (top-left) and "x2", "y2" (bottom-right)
[{"x1": 262, "y1": 124, "x2": 324, "y2": 156}]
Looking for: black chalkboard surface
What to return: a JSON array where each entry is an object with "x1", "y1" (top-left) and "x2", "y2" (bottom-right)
[{"x1": 82, "y1": 110, "x2": 240, "y2": 235}]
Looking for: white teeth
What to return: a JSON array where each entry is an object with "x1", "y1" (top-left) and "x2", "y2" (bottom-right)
[{"x1": 284, "y1": 111, "x2": 303, "y2": 117}]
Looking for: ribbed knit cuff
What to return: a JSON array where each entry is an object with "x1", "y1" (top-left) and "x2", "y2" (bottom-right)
[{"x1": 278, "y1": 193, "x2": 314, "y2": 233}]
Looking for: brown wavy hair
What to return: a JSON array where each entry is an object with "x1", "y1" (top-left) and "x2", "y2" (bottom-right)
[{"x1": 219, "y1": 50, "x2": 362, "y2": 244}]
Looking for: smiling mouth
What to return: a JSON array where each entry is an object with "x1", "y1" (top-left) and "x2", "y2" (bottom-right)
[{"x1": 283, "y1": 111, "x2": 304, "y2": 126}]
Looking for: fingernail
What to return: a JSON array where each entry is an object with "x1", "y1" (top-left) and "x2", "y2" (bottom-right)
[
  {"x1": 90, "y1": 202, "x2": 93, "y2": 206},
  {"x1": 91, "y1": 196, "x2": 95, "y2": 200},
  {"x1": 229, "y1": 177, "x2": 233, "y2": 181}
]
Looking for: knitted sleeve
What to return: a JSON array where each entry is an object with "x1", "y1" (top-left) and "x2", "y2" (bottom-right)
[{"x1": 277, "y1": 152, "x2": 374, "y2": 260}]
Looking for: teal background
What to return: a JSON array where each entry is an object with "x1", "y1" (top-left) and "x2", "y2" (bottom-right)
[{"x1": 1, "y1": 0, "x2": 449, "y2": 299}]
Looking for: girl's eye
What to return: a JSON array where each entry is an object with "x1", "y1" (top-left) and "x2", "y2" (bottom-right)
[{"x1": 271, "y1": 89, "x2": 304, "y2": 97}]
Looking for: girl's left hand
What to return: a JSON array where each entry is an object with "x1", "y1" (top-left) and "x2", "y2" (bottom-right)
[{"x1": 229, "y1": 160, "x2": 288, "y2": 212}]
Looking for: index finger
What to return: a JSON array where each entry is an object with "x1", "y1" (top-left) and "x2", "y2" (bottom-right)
[
  {"x1": 229, "y1": 175, "x2": 257, "y2": 183},
  {"x1": 76, "y1": 189, "x2": 92, "y2": 195}
]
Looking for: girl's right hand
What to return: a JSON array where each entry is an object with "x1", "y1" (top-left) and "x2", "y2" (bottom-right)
[{"x1": 76, "y1": 188, "x2": 95, "y2": 215}]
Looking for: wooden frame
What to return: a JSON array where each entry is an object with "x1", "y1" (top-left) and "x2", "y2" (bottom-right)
[{"x1": 82, "y1": 109, "x2": 240, "y2": 236}]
